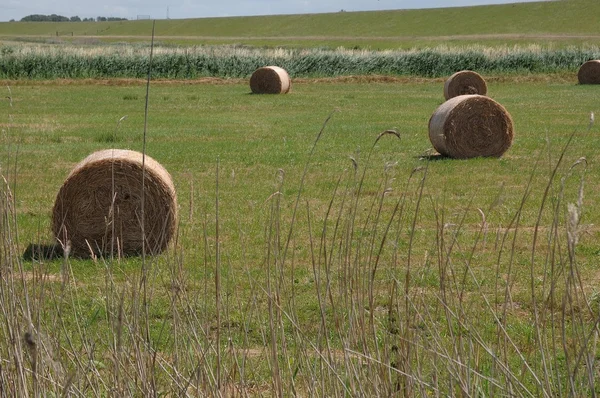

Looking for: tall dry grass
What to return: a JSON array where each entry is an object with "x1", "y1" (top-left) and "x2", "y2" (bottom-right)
[{"x1": 1, "y1": 110, "x2": 598, "y2": 395}]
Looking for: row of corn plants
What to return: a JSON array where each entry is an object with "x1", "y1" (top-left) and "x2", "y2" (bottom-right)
[{"x1": 1, "y1": 43, "x2": 600, "y2": 79}]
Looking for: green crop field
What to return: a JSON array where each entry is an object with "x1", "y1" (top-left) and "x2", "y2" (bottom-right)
[
  {"x1": 2, "y1": 44, "x2": 599, "y2": 79},
  {"x1": 1, "y1": 0, "x2": 600, "y2": 395}
]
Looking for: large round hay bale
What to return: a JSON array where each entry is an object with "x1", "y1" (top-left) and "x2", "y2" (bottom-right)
[
  {"x1": 250, "y1": 66, "x2": 291, "y2": 94},
  {"x1": 578, "y1": 60, "x2": 600, "y2": 84},
  {"x1": 428, "y1": 95, "x2": 514, "y2": 159},
  {"x1": 52, "y1": 149, "x2": 177, "y2": 257},
  {"x1": 443, "y1": 70, "x2": 488, "y2": 100}
]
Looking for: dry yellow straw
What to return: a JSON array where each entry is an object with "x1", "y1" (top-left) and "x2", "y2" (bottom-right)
[
  {"x1": 444, "y1": 70, "x2": 488, "y2": 100},
  {"x1": 52, "y1": 149, "x2": 177, "y2": 256},
  {"x1": 250, "y1": 66, "x2": 291, "y2": 94},
  {"x1": 428, "y1": 95, "x2": 514, "y2": 159},
  {"x1": 578, "y1": 60, "x2": 600, "y2": 84}
]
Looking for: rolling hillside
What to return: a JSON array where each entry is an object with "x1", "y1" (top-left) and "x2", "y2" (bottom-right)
[{"x1": 0, "y1": 0, "x2": 598, "y2": 48}]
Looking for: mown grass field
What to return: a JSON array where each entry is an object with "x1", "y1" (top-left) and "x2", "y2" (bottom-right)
[
  {"x1": 2, "y1": 74, "x2": 600, "y2": 395},
  {"x1": 5, "y1": 75, "x2": 600, "y2": 241},
  {"x1": 1, "y1": 0, "x2": 600, "y2": 395}
]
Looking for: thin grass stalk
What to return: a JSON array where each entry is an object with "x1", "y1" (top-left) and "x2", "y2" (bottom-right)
[
  {"x1": 537, "y1": 149, "x2": 565, "y2": 394},
  {"x1": 14, "y1": 202, "x2": 37, "y2": 392},
  {"x1": 386, "y1": 165, "x2": 426, "y2": 393},
  {"x1": 306, "y1": 199, "x2": 330, "y2": 393},
  {"x1": 0, "y1": 183, "x2": 28, "y2": 396},
  {"x1": 265, "y1": 178, "x2": 282, "y2": 397},
  {"x1": 318, "y1": 171, "x2": 348, "y2": 395},
  {"x1": 559, "y1": 154, "x2": 597, "y2": 395},
  {"x1": 167, "y1": 232, "x2": 186, "y2": 393},
  {"x1": 486, "y1": 148, "x2": 541, "y2": 394},
  {"x1": 371, "y1": 199, "x2": 400, "y2": 395},
  {"x1": 398, "y1": 158, "x2": 428, "y2": 397},
  {"x1": 347, "y1": 130, "x2": 400, "y2": 373},
  {"x1": 236, "y1": 216, "x2": 259, "y2": 396},
  {"x1": 345, "y1": 157, "x2": 363, "y2": 353},
  {"x1": 446, "y1": 200, "x2": 479, "y2": 396},
  {"x1": 562, "y1": 175, "x2": 590, "y2": 395},
  {"x1": 444, "y1": 203, "x2": 492, "y2": 395},
  {"x1": 426, "y1": 259, "x2": 537, "y2": 397},
  {"x1": 322, "y1": 170, "x2": 359, "y2": 394},
  {"x1": 251, "y1": 275, "x2": 352, "y2": 395},
  {"x1": 223, "y1": 256, "x2": 246, "y2": 397},
  {"x1": 214, "y1": 157, "x2": 222, "y2": 394},
  {"x1": 274, "y1": 112, "x2": 334, "y2": 395},
  {"x1": 353, "y1": 165, "x2": 383, "y2": 363},
  {"x1": 529, "y1": 129, "x2": 579, "y2": 397},
  {"x1": 537, "y1": 155, "x2": 574, "y2": 395},
  {"x1": 281, "y1": 111, "x2": 335, "y2": 270},
  {"x1": 366, "y1": 162, "x2": 405, "y2": 394},
  {"x1": 272, "y1": 174, "x2": 292, "y2": 395},
  {"x1": 134, "y1": 19, "x2": 157, "y2": 396}
]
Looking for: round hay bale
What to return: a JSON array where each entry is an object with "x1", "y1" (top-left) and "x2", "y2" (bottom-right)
[
  {"x1": 52, "y1": 149, "x2": 177, "y2": 257},
  {"x1": 443, "y1": 70, "x2": 488, "y2": 100},
  {"x1": 578, "y1": 60, "x2": 600, "y2": 84},
  {"x1": 250, "y1": 66, "x2": 291, "y2": 94},
  {"x1": 428, "y1": 95, "x2": 514, "y2": 159}
]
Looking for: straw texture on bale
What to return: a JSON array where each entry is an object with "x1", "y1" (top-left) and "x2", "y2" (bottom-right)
[
  {"x1": 443, "y1": 70, "x2": 488, "y2": 100},
  {"x1": 250, "y1": 66, "x2": 291, "y2": 94},
  {"x1": 428, "y1": 95, "x2": 514, "y2": 159},
  {"x1": 578, "y1": 60, "x2": 600, "y2": 84},
  {"x1": 52, "y1": 149, "x2": 177, "y2": 256}
]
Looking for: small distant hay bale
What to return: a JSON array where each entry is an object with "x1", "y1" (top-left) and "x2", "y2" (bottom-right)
[
  {"x1": 52, "y1": 149, "x2": 177, "y2": 257},
  {"x1": 250, "y1": 66, "x2": 291, "y2": 94},
  {"x1": 443, "y1": 70, "x2": 488, "y2": 100},
  {"x1": 428, "y1": 95, "x2": 514, "y2": 159},
  {"x1": 577, "y1": 60, "x2": 600, "y2": 84}
]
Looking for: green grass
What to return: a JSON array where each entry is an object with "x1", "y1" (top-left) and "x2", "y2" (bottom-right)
[
  {"x1": 4, "y1": 77, "x2": 599, "y2": 264},
  {"x1": 2, "y1": 2, "x2": 600, "y2": 391},
  {"x1": 1, "y1": 0, "x2": 599, "y2": 49},
  {"x1": 1, "y1": 77, "x2": 600, "y2": 394},
  {"x1": 4, "y1": 76, "x2": 597, "y2": 232}
]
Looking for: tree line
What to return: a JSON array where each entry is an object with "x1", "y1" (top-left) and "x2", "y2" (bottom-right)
[{"x1": 16, "y1": 14, "x2": 127, "y2": 22}]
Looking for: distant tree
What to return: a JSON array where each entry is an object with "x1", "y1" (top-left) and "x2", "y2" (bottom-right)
[
  {"x1": 49, "y1": 14, "x2": 69, "y2": 22},
  {"x1": 20, "y1": 14, "x2": 45, "y2": 21},
  {"x1": 9, "y1": 19, "x2": 15, "y2": 22},
  {"x1": 18, "y1": 14, "x2": 125, "y2": 22},
  {"x1": 20, "y1": 14, "x2": 69, "y2": 22}
]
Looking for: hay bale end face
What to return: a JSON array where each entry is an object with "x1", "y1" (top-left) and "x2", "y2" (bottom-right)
[
  {"x1": 52, "y1": 149, "x2": 177, "y2": 257},
  {"x1": 443, "y1": 70, "x2": 488, "y2": 100},
  {"x1": 250, "y1": 66, "x2": 291, "y2": 94},
  {"x1": 578, "y1": 60, "x2": 600, "y2": 84},
  {"x1": 428, "y1": 95, "x2": 514, "y2": 159}
]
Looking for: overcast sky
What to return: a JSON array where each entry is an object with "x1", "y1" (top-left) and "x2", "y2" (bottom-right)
[{"x1": 1, "y1": 0, "x2": 545, "y2": 22}]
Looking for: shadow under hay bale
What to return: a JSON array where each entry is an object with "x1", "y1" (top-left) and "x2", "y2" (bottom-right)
[
  {"x1": 52, "y1": 149, "x2": 177, "y2": 257},
  {"x1": 23, "y1": 243, "x2": 63, "y2": 261},
  {"x1": 250, "y1": 66, "x2": 291, "y2": 94},
  {"x1": 428, "y1": 94, "x2": 514, "y2": 159},
  {"x1": 578, "y1": 60, "x2": 600, "y2": 84},
  {"x1": 444, "y1": 70, "x2": 488, "y2": 100}
]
